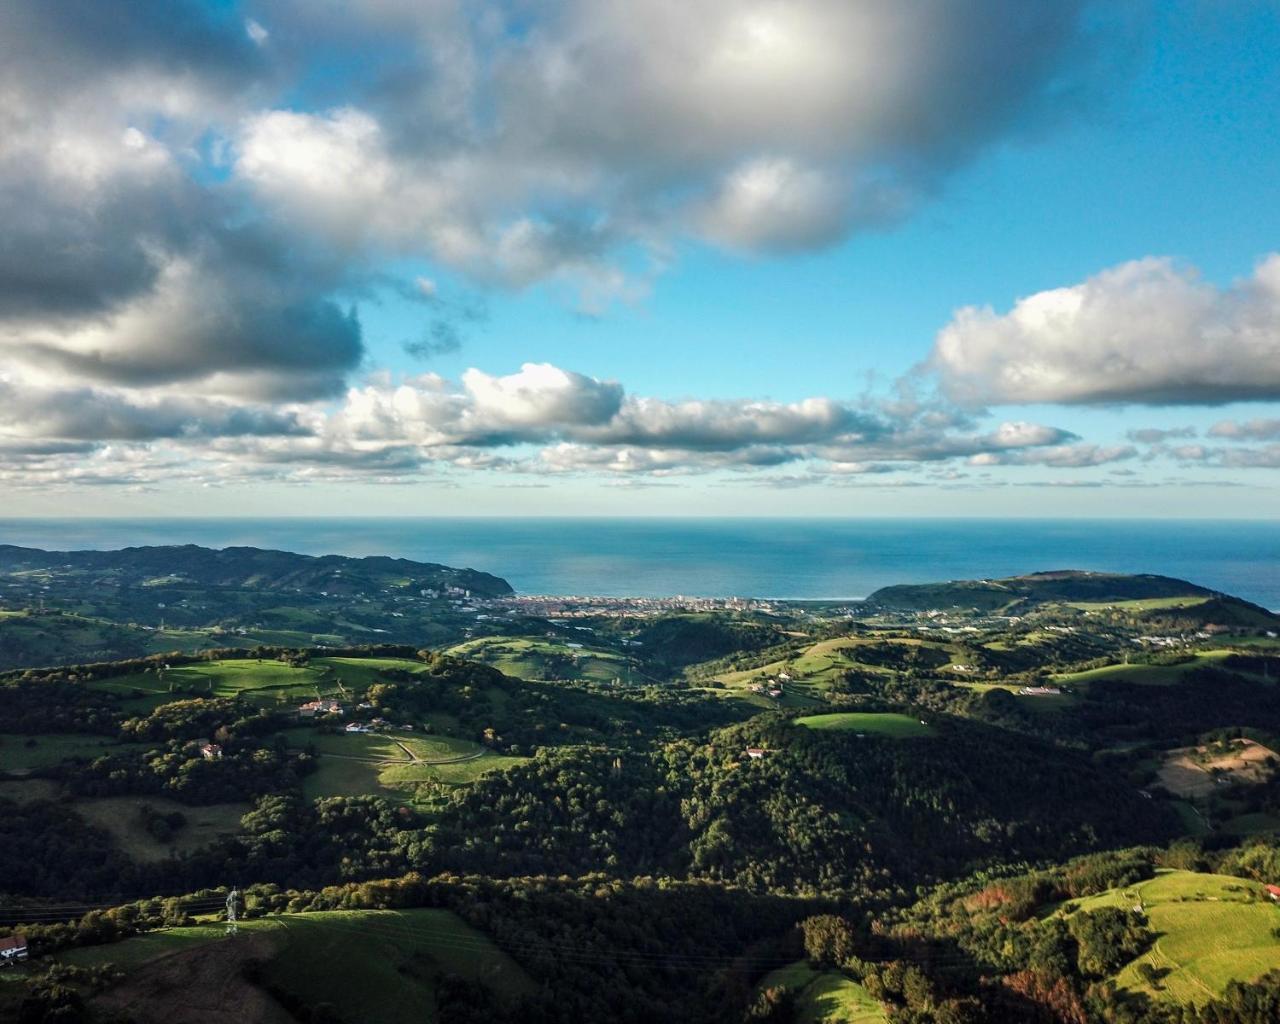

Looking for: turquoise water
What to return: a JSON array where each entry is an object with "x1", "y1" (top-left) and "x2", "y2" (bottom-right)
[{"x1": 0, "y1": 518, "x2": 1276, "y2": 606}]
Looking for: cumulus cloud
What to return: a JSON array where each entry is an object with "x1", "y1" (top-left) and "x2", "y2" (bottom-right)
[
  {"x1": 1208, "y1": 418, "x2": 1280, "y2": 441},
  {"x1": 969, "y1": 443, "x2": 1136, "y2": 468},
  {"x1": 698, "y1": 158, "x2": 859, "y2": 252},
  {"x1": 1166, "y1": 442, "x2": 1280, "y2": 469},
  {"x1": 306, "y1": 366, "x2": 1085, "y2": 479},
  {"x1": 0, "y1": 4, "x2": 1182, "y2": 495},
  {"x1": 2, "y1": 355, "x2": 1102, "y2": 488},
  {"x1": 930, "y1": 254, "x2": 1280, "y2": 405},
  {"x1": 0, "y1": 2, "x2": 364, "y2": 401},
  {"x1": 0, "y1": 375, "x2": 310, "y2": 442},
  {"x1": 230, "y1": 1, "x2": 1132, "y2": 295}
]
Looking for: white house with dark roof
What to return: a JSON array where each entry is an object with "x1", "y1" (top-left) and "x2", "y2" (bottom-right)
[{"x1": 0, "y1": 934, "x2": 28, "y2": 966}]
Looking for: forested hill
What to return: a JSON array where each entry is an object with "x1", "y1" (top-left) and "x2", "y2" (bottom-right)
[
  {"x1": 0, "y1": 544, "x2": 514, "y2": 598},
  {"x1": 864, "y1": 569, "x2": 1277, "y2": 623}
]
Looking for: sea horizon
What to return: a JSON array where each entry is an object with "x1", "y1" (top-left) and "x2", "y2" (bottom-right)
[{"x1": 2, "y1": 517, "x2": 1277, "y2": 609}]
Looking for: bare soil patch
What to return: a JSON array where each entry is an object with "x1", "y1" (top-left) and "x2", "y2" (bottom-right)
[
  {"x1": 90, "y1": 933, "x2": 296, "y2": 1024},
  {"x1": 1157, "y1": 739, "x2": 1279, "y2": 800}
]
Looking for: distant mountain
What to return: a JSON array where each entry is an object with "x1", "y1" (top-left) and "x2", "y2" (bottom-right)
[
  {"x1": 864, "y1": 570, "x2": 1279, "y2": 628},
  {"x1": 0, "y1": 543, "x2": 514, "y2": 598}
]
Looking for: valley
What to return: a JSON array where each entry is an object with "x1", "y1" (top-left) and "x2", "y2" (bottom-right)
[{"x1": 2, "y1": 547, "x2": 1280, "y2": 1023}]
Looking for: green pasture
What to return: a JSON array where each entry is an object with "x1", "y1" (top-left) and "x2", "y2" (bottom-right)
[
  {"x1": 756, "y1": 961, "x2": 886, "y2": 1023},
  {"x1": 710, "y1": 636, "x2": 961, "y2": 701},
  {"x1": 1053, "y1": 650, "x2": 1240, "y2": 688},
  {"x1": 445, "y1": 635, "x2": 630, "y2": 683},
  {"x1": 88, "y1": 659, "x2": 324, "y2": 707},
  {"x1": 311, "y1": 655, "x2": 429, "y2": 684},
  {"x1": 1060, "y1": 869, "x2": 1280, "y2": 1005},
  {"x1": 62, "y1": 908, "x2": 534, "y2": 1022},
  {"x1": 1066, "y1": 597, "x2": 1211, "y2": 613},
  {"x1": 792, "y1": 712, "x2": 935, "y2": 738},
  {"x1": 283, "y1": 727, "x2": 520, "y2": 802},
  {"x1": 952, "y1": 681, "x2": 1075, "y2": 713},
  {"x1": 0, "y1": 733, "x2": 150, "y2": 771},
  {"x1": 284, "y1": 728, "x2": 482, "y2": 763},
  {"x1": 71, "y1": 796, "x2": 249, "y2": 862},
  {"x1": 85, "y1": 655, "x2": 434, "y2": 710}
]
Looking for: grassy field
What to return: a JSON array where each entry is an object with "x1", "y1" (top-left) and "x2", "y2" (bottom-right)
[
  {"x1": 284, "y1": 727, "x2": 523, "y2": 802},
  {"x1": 710, "y1": 637, "x2": 877, "y2": 690},
  {"x1": 86, "y1": 655, "x2": 436, "y2": 711},
  {"x1": 1060, "y1": 870, "x2": 1280, "y2": 1004},
  {"x1": 0, "y1": 733, "x2": 149, "y2": 771},
  {"x1": 1066, "y1": 597, "x2": 1211, "y2": 612},
  {"x1": 756, "y1": 961, "x2": 886, "y2": 1023},
  {"x1": 709, "y1": 636, "x2": 962, "y2": 705},
  {"x1": 61, "y1": 908, "x2": 534, "y2": 1023},
  {"x1": 71, "y1": 796, "x2": 249, "y2": 862},
  {"x1": 951, "y1": 681, "x2": 1075, "y2": 714},
  {"x1": 1053, "y1": 650, "x2": 1242, "y2": 688},
  {"x1": 792, "y1": 712, "x2": 935, "y2": 738},
  {"x1": 445, "y1": 635, "x2": 631, "y2": 684},
  {"x1": 89, "y1": 658, "x2": 327, "y2": 709},
  {"x1": 310, "y1": 655, "x2": 430, "y2": 684},
  {"x1": 285, "y1": 728, "x2": 483, "y2": 762}
]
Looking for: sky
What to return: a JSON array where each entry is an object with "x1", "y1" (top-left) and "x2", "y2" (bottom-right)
[{"x1": 2, "y1": 1, "x2": 1280, "y2": 517}]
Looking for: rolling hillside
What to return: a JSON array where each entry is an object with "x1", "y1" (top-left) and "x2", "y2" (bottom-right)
[
  {"x1": 57, "y1": 908, "x2": 534, "y2": 1024},
  {"x1": 865, "y1": 570, "x2": 1279, "y2": 629},
  {"x1": 0, "y1": 543, "x2": 514, "y2": 598},
  {"x1": 1060, "y1": 870, "x2": 1280, "y2": 1005}
]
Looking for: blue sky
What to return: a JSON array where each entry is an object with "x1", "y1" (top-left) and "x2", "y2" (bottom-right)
[{"x1": 2, "y1": 2, "x2": 1279, "y2": 515}]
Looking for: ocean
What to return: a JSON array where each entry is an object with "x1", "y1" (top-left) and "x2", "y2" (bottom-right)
[{"x1": 0, "y1": 518, "x2": 1276, "y2": 608}]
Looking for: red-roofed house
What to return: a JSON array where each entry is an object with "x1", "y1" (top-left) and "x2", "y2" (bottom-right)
[{"x1": 1266, "y1": 884, "x2": 1280, "y2": 901}]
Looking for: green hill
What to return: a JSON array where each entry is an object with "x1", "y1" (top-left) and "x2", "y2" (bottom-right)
[
  {"x1": 755, "y1": 961, "x2": 887, "y2": 1022},
  {"x1": 793, "y1": 711, "x2": 935, "y2": 737},
  {"x1": 865, "y1": 571, "x2": 1280, "y2": 631},
  {"x1": 866, "y1": 571, "x2": 1217, "y2": 613},
  {"x1": 635, "y1": 613, "x2": 785, "y2": 670},
  {"x1": 1059, "y1": 869, "x2": 1280, "y2": 1004},
  {"x1": 60, "y1": 908, "x2": 534, "y2": 1024},
  {"x1": 0, "y1": 542, "x2": 513, "y2": 598}
]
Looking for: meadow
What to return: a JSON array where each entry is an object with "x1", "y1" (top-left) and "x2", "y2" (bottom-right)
[
  {"x1": 84, "y1": 655, "x2": 431, "y2": 711},
  {"x1": 283, "y1": 726, "x2": 524, "y2": 803},
  {"x1": 0, "y1": 733, "x2": 148, "y2": 771},
  {"x1": 60, "y1": 908, "x2": 534, "y2": 1023},
  {"x1": 71, "y1": 796, "x2": 250, "y2": 862},
  {"x1": 1065, "y1": 597, "x2": 1212, "y2": 613},
  {"x1": 708, "y1": 635, "x2": 961, "y2": 707},
  {"x1": 1060, "y1": 870, "x2": 1280, "y2": 1005},
  {"x1": 792, "y1": 712, "x2": 935, "y2": 738},
  {"x1": 444, "y1": 635, "x2": 632, "y2": 684},
  {"x1": 755, "y1": 961, "x2": 887, "y2": 1023},
  {"x1": 1052, "y1": 650, "x2": 1245, "y2": 688}
]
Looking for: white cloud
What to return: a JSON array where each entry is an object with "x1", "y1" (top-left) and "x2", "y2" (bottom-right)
[
  {"x1": 698, "y1": 158, "x2": 854, "y2": 251},
  {"x1": 1208, "y1": 418, "x2": 1280, "y2": 441},
  {"x1": 931, "y1": 254, "x2": 1280, "y2": 405},
  {"x1": 230, "y1": 1, "x2": 1125, "y2": 299},
  {"x1": 971, "y1": 443, "x2": 1137, "y2": 468}
]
